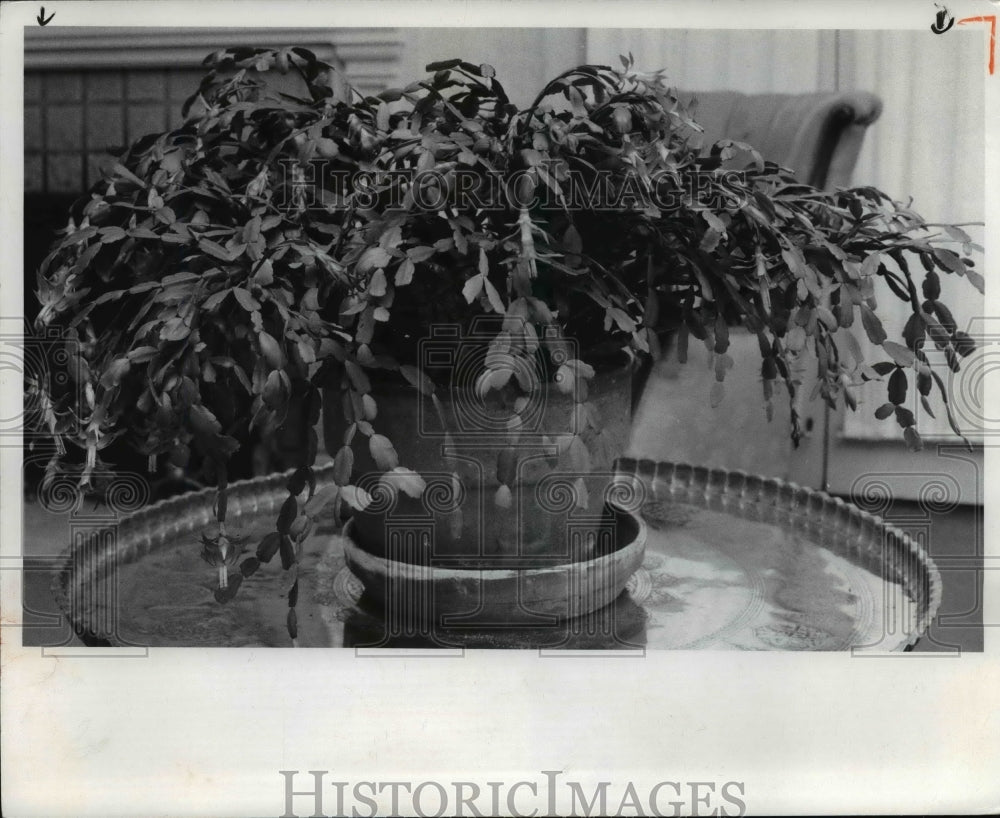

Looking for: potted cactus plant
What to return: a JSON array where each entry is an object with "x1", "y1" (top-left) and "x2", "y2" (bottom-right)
[{"x1": 30, "y1": 47, "x2": 982, "y2": 642}]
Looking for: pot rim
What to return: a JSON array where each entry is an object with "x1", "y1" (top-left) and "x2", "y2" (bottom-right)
[{"x1": 342, "y1": 507, "x2": 648, "y2": 580}]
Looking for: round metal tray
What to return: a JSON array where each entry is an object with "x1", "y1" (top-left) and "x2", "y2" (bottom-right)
[{"x1": 52, "y1": 459, "x2": 941, "y2": 650}]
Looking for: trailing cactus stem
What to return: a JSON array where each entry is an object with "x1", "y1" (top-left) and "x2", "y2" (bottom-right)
[{"x1": 518, "y1": 206, "x2": 538, "y2": 278}]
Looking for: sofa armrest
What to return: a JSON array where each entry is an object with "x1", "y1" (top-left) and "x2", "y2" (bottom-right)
[{"x1": 818, "y1": 92, "x2": 883, "y2": 189}]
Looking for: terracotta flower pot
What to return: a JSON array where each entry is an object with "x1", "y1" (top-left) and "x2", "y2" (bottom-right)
[{"x1": 322, "y1": 360, "x2": 637, "y2": 566}]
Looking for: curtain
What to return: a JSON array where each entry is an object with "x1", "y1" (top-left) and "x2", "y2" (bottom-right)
[
  {"x1": 838, "y1": 29, "x2": 986, "y2": 440},
  {"x1": 585, "y1": 29, "x2": 836, "y2": 93}
]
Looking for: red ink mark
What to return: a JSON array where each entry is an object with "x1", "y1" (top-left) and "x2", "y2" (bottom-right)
[{"x1": 958, "y1": 15, "x2": 996, "y2": 75}]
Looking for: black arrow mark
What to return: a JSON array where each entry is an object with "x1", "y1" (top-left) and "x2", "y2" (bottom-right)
[
  {"x1": 931, "y1": 5, "x2": 955, "y2": 34},
  {"x1": 37, "y1": 7, "x2": 55, "y2": 26}
]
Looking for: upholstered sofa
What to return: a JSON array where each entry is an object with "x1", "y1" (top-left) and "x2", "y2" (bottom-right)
[{"x1": 680, "y1": 90, "x2": 884, "y2": 190}]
